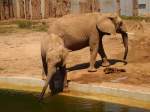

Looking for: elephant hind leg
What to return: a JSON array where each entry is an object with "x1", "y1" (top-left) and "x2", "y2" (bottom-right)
[
  {"x1": 88, "y1": 33, "x2": 99, "y2": 72},
  {"x1": 98, "y1": 38, "x2": 110, "y2": 67}
]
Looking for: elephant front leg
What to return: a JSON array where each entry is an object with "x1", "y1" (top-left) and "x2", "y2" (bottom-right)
[
  {"x1": 98, "y1": 38, "x2": 110, "y2": 67},
  {"x1": 63, "y1": 73, "x2": 68, "y2": 88},
  {"x1": 61, "y1": 66, "x2": 68, "y2": 88},
  {"x1": 42, "y1": 69, "x2": 47, "y2": 80}
]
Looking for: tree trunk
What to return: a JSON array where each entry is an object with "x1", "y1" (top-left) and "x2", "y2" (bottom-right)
[
  {"x1": 4, "y1": 0, "x2": 10, "y2": 19},
  {"x1": 49, "y1": 0, "x2": 70, "y2": 17},
  {"x1": 8, "y1": 0, "x2": 14, "y2": 18},
  {"x1": 19, "y1": 0, "x2": 25, "y2": 18},
  {"x1": 133, "y1": 0, "x2": 138, "y2": 16},
  {"x1": 13, "y1": 0, "x2": 20, "y2": 18},
  {"x1": 55, "y1": 0, "x2": 70, "y2": 17},
  {"x1": 49, "y1": 0, "x2": 56, "y2": 17},
  {"x1": 79, "y1": 0, "x2": 100, "y2": 13},
  {"x1": 0, "y1": 1, "x2": 2, "y2": 20},
  {"x1": 116, "y1": 0, "x2": 121, "y2": 15},
  {"x1": 44, "y1": 0, "x2": 50, "y2": 18},
  {"x1": 31, "y1": 0, "x2": 41, "y2": 19},
  {"x1": 25, "y1": 0, "x2": 30, "y2": 19}
]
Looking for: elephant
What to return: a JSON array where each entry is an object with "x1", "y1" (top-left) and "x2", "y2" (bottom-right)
[
  {"x1": 39, "y1": 33, "x2": 68, "y2": 100},
  {"x1": 47, "y1": 12, "x2": 128, "y2": 72}
]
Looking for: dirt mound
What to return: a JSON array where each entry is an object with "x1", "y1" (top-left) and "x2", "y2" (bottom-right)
[
  {"x1": 128, "y1": 34, "x2": 150, "y2": 63},
  {"x1": 125, "y1": 20, "x2": 144, "y2": 33}
]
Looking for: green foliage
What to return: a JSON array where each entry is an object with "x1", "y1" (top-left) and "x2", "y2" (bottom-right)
[
  {"x1": 16, "y1": 20, "x2": 32, "y2": 29},
  {"x1": 32, "y1": 23, "x2": 48, "y2": 32},
  {"x1": 121, "y1": 16, "x2": 150, "y2": 22},
  {"x1": 0, "y1": 26, "x2": 17, "y2": 34}
]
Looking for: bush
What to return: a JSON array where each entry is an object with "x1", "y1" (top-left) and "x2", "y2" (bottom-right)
[
  {"x1": 121, "y1": 16, "x2": 150, "y2": 22},
  {"x1": 16, "y1": 20, "x2": 32, "y2": 29},
  {"x1": 32, "y1": 23, "x2": 48, "y2": 32}
]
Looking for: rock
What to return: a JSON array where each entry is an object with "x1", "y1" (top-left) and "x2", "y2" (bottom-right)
[{"x1": 104, "y1": 67, "x2": 126, "y2": 74}]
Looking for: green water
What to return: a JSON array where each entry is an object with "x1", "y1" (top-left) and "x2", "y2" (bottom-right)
[{"x1": 0, "y1": 89, "x2": 149, "y2": 112}]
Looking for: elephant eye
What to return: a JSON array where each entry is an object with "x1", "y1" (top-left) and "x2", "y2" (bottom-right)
[
  {"x1": 56, "y1": 67, "x2": 60, "y2": 71},
  {"x1": 119, "y1": 21, "x2": 123, "y2": 26}
]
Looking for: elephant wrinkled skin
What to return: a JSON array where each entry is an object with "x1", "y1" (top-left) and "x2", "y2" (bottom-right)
[
  {"x1": 39, "y1": 13, "x2": 128, "y2": 100},
  {"x1": 47, "y1": 13, "x2": 128, "y2": 72}
]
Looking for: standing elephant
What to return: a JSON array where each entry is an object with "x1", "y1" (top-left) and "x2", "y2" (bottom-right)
[
  {"x1": 39, "y1": 33, "x2": 68, "y2": 100},
  {"x1": 48, "y1": 13, "x2": 128, "y2": 72}
]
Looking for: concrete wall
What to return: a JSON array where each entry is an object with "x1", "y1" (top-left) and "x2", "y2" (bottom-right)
[
  {"x1": 138, "y1": 0, "x2": 150, "y2": 16},
  {"x1": 120, "y1": 0, "x2": 133, "y2": 16}
]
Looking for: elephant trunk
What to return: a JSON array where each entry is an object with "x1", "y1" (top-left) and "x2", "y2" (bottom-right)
[
  {"x1": 121, "y1": 32, "x2": 128, "y2": 61},
  {"x1": 39, "y1": 67, "x2": 56, "y2": 101}
]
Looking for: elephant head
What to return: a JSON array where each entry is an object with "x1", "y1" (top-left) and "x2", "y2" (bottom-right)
[
  {"x1": 39, "y1": 59, "x2": 67, "y2": 101},
  {"x1": 96, "y1": 13, "x2": 128, "y2": 61},
  {"x1": 39, "y1": 41, "x2": 68, "y2": 101}
]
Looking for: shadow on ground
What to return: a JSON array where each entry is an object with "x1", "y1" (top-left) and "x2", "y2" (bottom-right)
[{"x1": 67, "y1": 59, "x2": 125, "y2": 72}]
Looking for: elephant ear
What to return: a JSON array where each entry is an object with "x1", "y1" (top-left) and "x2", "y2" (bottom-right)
[
  {"x1": 119, "y1": 21, "x2": 127, "y2": 33},
  {"x1": 97, "y1": 16, "x2": 116, "y2": 35}
]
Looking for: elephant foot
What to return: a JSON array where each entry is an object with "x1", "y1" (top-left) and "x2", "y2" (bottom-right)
[
  {"x1": 38, "y1": 94, "x2": 44, "y2": 102},
  {"x1": 102, "y1": 60, "x2": 110, "y2": 67},
  {"x1": 123, "y1": 60, "x2": 128, "y2": 65},
  {"x1": 42, "y1": 76, "x2": 46, "y2": 80},
  {"x1": 88, "y1": 68, "x2": 97, "y2": 72},
  {"x1": 64, "y1": 82, "x2": 68, "y2": 88},
  {"x1": 63, "y1": 86, "x2": 70, "y2": 93}
]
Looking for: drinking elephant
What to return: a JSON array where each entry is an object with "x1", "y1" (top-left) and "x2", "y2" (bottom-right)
[
  {"x1": 47, "y1": 12, "x2": 128, "y2": 72},
  {"x1": 39, "y1": 33, "x2": 68, "y2": 100}
]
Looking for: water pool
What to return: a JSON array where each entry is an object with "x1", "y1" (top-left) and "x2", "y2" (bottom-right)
[{"x1": 0, "y1": 89, "x2": 149, "y2": 112}]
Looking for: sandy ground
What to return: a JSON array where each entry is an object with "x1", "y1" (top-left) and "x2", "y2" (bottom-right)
[{"x1": 0, "y1": 20, "x2": 150, "y2": 88}]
